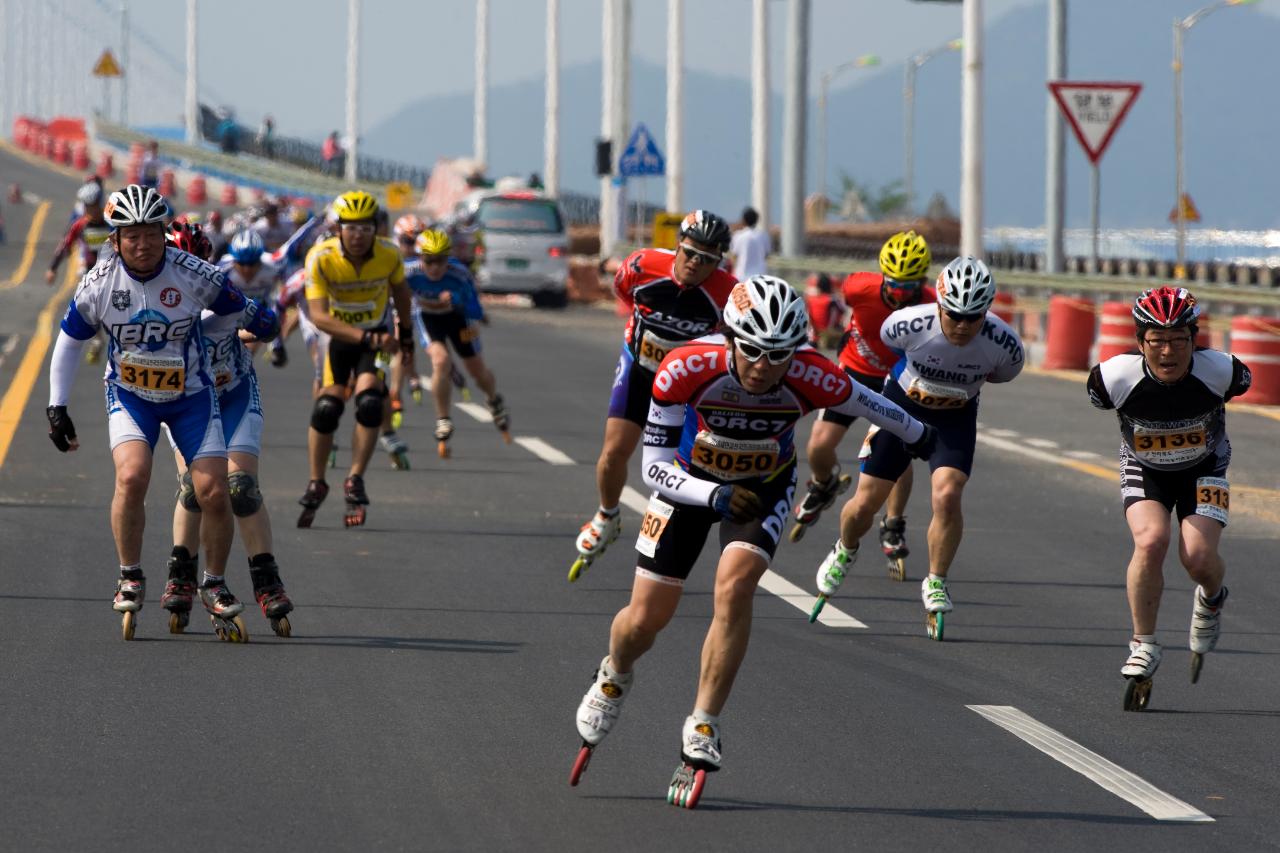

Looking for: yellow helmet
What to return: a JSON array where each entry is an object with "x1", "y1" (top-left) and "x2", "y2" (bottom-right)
[
  {"x1": 879, "y1": 230, "x2": 931, "y2": 281},
  {"x1": 332, "y1": 190, "x2": 379, "y2": 223},
  {"x1": 416, "y1": 229, "x2": 452, "y2": 257}
]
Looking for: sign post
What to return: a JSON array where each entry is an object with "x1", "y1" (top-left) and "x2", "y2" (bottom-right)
[
  {"x1": 618, "y1": 122, "x2": 665, "y2": 248},
  {"x1": 1048, "y1": 81, "x2": 1141, "y2": 268},
  {"x1": 93, "y1": 49, "x2": 124, "y2": 120}
]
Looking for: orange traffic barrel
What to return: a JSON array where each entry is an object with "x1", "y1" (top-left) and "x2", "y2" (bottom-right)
[
  {"x1": 992, "y1": 292, "x2": 1014, "y2": 324},
  {"x1": 1042, "y1": 295, "x2": 1095, "y2": 370},
  {"x1": 186, "y1": 175, "x2": 208, "y2": 206},
  {"x1": 52, "y1": 138, "x2": 70, "y2": 164},
  {"x1": 158, "y1": 169, "x2": 176, "y2": 197},
  {"x1": 1194, "y1": 313, "x2": 1212, "y2": 349},
  {"x1": 220, "y1": 183, "x2": 238, "y2": 206},
  {"x1": 1231, "y1": 316, "x2": 1280, "y2": 405},
  {"x1": 72, "y1": 141, "x2": 90, "y2": 170},
  {"x1": 96, "y1": 150, "x2": 114, "y2": 178},
  {"x1": 1097, "y1": 301, "x2": 1134, "y2": 362},
  {"x1": 12, "y1": 117, "x2": 31, "y2": 147}
]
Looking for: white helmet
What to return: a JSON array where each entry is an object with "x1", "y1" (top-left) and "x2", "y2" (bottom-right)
[
  {"x1": 76, "y1": 181, "x2": 104, "y2": 206},
  {"x1": 938, "y1": 256, "x2": 995, "y2": 315},
  {"x1": 104, "y1": 184, "x2": 170, "y2": 229},
  {"x1": 722, "y1": 275, "x2": 809, "y2": 350}
]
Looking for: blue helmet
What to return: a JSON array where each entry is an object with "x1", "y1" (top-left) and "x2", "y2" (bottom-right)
[{"x1": 228, "y1": 229, "x2": 266, "y2": 264}]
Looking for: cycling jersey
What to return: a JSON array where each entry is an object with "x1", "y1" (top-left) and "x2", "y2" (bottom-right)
[
  {"x1": 1087, "y1": 349, "x2": 1250, "y2": 472},
  {"x1": 405, "y1": 257, "x2": 484, "y2": 320},
  {"x1": 269, "y1": 216, "x2": 327, "y2": 278},
  {"x1": 837, "y1": 272, "x2": 936, "y2": 377},
  {"x1": 49, "y1": 216, "x2": 112, "y2": 275},
  {"x1": 304, "y1": 235, "x2": 405, "y2": 330}
]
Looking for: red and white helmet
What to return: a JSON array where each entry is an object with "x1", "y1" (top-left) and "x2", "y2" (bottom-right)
[
  {"x1": 1133, "y1": 286, "x2": 1200, "y2": 330},
  {"x1": 393, "y1": 214, "x2": 426, "y2": 240}
]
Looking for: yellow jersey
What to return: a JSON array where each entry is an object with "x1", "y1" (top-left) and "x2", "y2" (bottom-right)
[{"x1": 304, "y1": 236, "x2": 405, "y2": 330}]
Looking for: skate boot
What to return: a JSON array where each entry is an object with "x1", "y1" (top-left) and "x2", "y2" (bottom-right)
[
  {"x1": 161, "y1": 547, "x2": 198, "y2": 634},
  {"x1": 788, "y1": 467, "x2": 853, "y2": 542},
  {"x1": 452, "y1": 363, "x2": 471, "y2": 402},
  {"x1": 1189, "y1": 585, "x2": 1228, "y2": 684},
  {"x1": 487, "y1": 394, "x2": 512, "y2": 443},
  {"x1": 296, "y1": 479, "x2": 329, "y2": 528},
  {"x1": 921, "y1": 575, "x2": 953, "y2": 641},
  {"x1": 810, "y1": 539, "x2": 857, "y2": 622},
  {"x1": 113, "y1": 570, "x2": 146, "y2": 641},
  {"x1": 343, "y1": 474, "x2": 369, "y2": 527},
  {"x1": 390, "y1": 399, "x2": 404, "y2": 431},
  {"x1": 879, "y1": 515, "x2": 909, "y2": 581},
  {"x1": 435, "y1": 417, "x2": 454, "y2": 459},
  {"x1": 1121, "y1": 639, "x2": 1161, "y2": 711},
  {"x1": 269, "y1": 343, "x2": 288, "y2": 368},
  {"x1": 199, "y1": 577, "x2": 248, "y2": 643},
  {"x1": 250, "y1": 557, "x2": 294, "y2": 638},
  {"x1": 569, "y1": 509, "x2": 622, "y2": 582},
  {"x1": 570, "y1": 657, "x2": 634, "y2": 787},
  {"x1": 409, "y1": 375, "x2": 424, "y2": 405},
  {"x1": 668, "y1": 716, "x2": 721, "y2": 809},
  {"x1": 379, "y1": 431, "x2": 410, "y2": 470}
]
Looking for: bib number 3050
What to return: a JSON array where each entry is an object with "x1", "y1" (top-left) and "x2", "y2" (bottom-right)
[{"x1": 1194, "y1": 476, "x2": 1230, "y2": 525}]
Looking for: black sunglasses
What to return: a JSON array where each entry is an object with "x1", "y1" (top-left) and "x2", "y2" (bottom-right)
[
  {"x1": 944, "y1": 309, "x2": 985, "y2": 324},
  {"x1": 735, "y1": 339, "x2": 795, "y2": 365},
  {"x1": 679, "y1": 243, "x2": 721, "y2": 266}
]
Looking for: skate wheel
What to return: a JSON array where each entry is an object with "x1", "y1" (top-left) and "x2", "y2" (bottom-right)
[
  {"x1": 568, "y1": 556, "x2": 589, "y2": 583},
  {"x1": 926, "y1": 611, "x2": 945, "y2": 641},
  {"x1": 297, "y1": 508, "x2": 316, "y2": 529},
  {"x1": 392, "y1": 451, "x2": 410, "y2": 470},
  {"x1": 228, "y1": 615, "x2": 249, "y2": 643},
  {"x1": 500, "y1": 430, "x2": 513, "y2": 444},
  {"x1": 168, "y1": 611, "x2": 188, "y2": 634},
  {"x1": 1190, "y1": 652, "x2": 1204, "y2": 684},
  {"x1": 121, "y1": 610, "x2": 136, "y2": 641},
  {"x1": 888, "y1": 557, "x2": 906, "y2": 582},
  {"x1": 344, "y1": 504, "x2": 367, "y2": 527},
  {"x1": 788, "y1": 522, "x2": 807, "y2": 543},
  {"x1": 391, "y1": 411, "x2": 403, "y2": 430},
  {"x1": 210, "y1": 614, "x2": 227, "y2": 641},
  {"x1": 271, "y1": 616, "x2": 291, "y2": 638},
  {"x1": 461, "y1": 389, "x2": 472, "y2": 402},
  {"x1": 808, "y1": 595, "x2": 827, "y2": 624},
  {"x1": 666, "y1": 765, "x2": 706, "y2": 809},
  {"x1": 437, "y1": 441, "x2": 450, "y2": 459},
  {"x1": 569, "y1": 744, "x2": 593, "y2": 786},
  {"x1": 1123, "y1": 677, "x2": 1153, "y2": 712}
]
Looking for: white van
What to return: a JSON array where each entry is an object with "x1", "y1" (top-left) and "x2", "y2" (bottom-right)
[{"x1": 453, "y1": 189, "x2": 570, "y2": 308}]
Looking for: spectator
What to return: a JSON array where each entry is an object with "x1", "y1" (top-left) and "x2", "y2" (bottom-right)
[
  {"x1": 216, "y1": 109, "x2": 240, "y2": 155},
  {"x1": 322, "y1": 131, "x2": 343, "y2": 176},
  {"x1": 728, "y1": 205, "x2": 771, "y2": 278},
  {"x1": 257, "y1": 114, "x2": 275, "y2": 158},
  {"x1": 139, "y1": 141, "x2": 161, "y2": 190},
  {"x1": 804, "y1": 273, "x2": 845, "y2": 351}
]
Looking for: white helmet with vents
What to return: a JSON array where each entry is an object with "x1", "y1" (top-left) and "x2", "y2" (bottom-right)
[
  {"x1": 937, "y1": 256, "x2": 995, "y2": 315},
  {"x1": 722, "y1": 275, "x2": 809, "y2": 350},
  {"x1": 104, "y1": 184, "x2": 171, "y2": 229}
]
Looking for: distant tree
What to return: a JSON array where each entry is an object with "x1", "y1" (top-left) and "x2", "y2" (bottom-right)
[{"x1": 836, "y1": 172, "x2": 910, "y2": 222}]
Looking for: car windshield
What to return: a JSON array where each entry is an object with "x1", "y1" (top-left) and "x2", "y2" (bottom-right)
[{"x1": 476, "y1": 198, "x2": 563, "y2": 234}]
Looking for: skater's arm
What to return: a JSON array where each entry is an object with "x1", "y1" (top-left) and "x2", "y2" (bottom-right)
[
  {"x1": 640, "y1": 401, "x2": 718, "y2": 507},
  {"x1": 823, "y1": 368, "x2": 925, "y2": 445},
  {"x1": 48, "y1": 330, "x2": 87, "y2": 406}
]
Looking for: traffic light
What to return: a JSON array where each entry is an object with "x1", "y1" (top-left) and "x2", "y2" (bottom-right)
[{"x1": 595, "y1": 139, "x2": 613, "y2": 177}]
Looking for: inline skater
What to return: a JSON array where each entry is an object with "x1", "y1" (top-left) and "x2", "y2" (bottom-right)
[
  {"x1": 250, "y1": 198, "x2": 293, "y2": 251},
  {"x1": 407, "y1": 229, "x2": 505, "y2": 459},
  {"x1": 219, "y1": 229, "x2": 284, "y2": 361},
  {"x1": 267, "y1": 205, "x2": 329, "y2": 368},
  {"x1": 374, "y1": 213, "x2": 428, "y2": 468},
  {"x1": 568, "y1": 276, "x2": 935, "y2": 806},
  {"x1": 792, "y1": 230, "x2": 935, "y2": 585},
  {"x1": 297, "y1": 191, "x2": 414, "y2": 528},
  {"x1": 163, "y1": 221, "x2": 294, "y2": 637},
  {"x1": 44, "y1": 185, "x2": 279, "y2": 641},
  {"x1": 570, "y1": 210, "x2": 738, "y2": 581},
  {"x1": 811, "y1": 257, "x2": 1022, "y2": 640},
  {"x1": 1087, "y1": 286, "x2": 1251, "y2": 711},
  {"x1": 47, "y1": 181, "x2": 113, "y2": 361}
]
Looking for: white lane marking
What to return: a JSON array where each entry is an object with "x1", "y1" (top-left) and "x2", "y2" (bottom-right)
[
  {"x1": 513, "y1": 436, "x2": 575, "y2": 466},
  {"x1": 620, "y1": 488, "x2": 866, "y2": 627},
  {"x1": 984, "y1": 428, "x2": 1021, "y2": 439},
  {"x1": 968, "y1": 705, "x2": 1214, "y2": 823},
  {"x1": 0, "y1": 334, "x2": 18, "y2": 373},
  {"x1": 1025, "y1": 437, "x2": 1060, "y2": 449},
  {"x1": 456, "y1": 401, "x2": 492, "y2": 423},
  {"x1": 977, "y1": 433, "x2": 1087, "y2": 468},
  {"x1": 1065, "y1": 450, "x2": 1103, "y2": 461}
]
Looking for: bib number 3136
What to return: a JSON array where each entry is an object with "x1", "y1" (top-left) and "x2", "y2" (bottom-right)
[{"x1": 1194, "y1": 476, "x2": 1229, "y2": 525}]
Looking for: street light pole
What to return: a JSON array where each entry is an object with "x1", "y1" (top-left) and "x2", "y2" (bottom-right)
[
  {"x1": 903, "y1": 38, "x2": 960, "y2": 214},
  {"x1": 817, "y1": 55, "x2": 880, "y2": 213}
]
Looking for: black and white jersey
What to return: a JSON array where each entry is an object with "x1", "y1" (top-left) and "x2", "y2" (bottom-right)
[{"x1": 1087, "y1": 349, "x2": 1252, "y2": 471}]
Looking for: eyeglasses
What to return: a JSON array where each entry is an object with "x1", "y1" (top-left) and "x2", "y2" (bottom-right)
[
  {"x1": 1142, "y1": 336, "x2": 1192, "y2": 351},
  {"x1": 679, "y1": 243, "x2": 721, "y2": 266},
  {"x1": 422, "y1": 255, "x2": 449, "y2": 266},
  {"x1": 339, "y1": 223, "x2": 375, "y2": 236},
  {"x1": 944, "y1": 308, "x2": 985, "y2": 324},
  {"x1": 734, "y1": 338, "x2": 795, "y2": 365}
]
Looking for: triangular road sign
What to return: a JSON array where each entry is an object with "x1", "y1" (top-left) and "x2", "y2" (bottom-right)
[
  {"x1": 1048, "y1": 81, "x2": 1141, "y2": 164},
  {"x1": 93, "y1": 50, "x2": 123, "y2": 78},
  {"x1": 618, "y1": 123, "x2": 665, "y2": 178},
  {"x1": 1168, "y1": 193, "x2": 1201, "y2": 224}
]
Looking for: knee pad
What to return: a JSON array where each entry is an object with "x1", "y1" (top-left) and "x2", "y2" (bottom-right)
[
  {"x1": 310, "y1": 394, "x2": 344, "y2": 434},
  {"x1": 354, "y1": 389, "x2": 384, "y2": 428},
  {"x1": 176, "y1": 470, "x2": 201, "y2": 512},
  {"x1": 227, "y1": 471, "x2": 263, "y2": 517}
]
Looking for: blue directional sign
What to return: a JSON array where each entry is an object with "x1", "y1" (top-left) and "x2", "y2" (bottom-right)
[{"x1": 618, "y1": 122, "x2": 665, "y2": 177}]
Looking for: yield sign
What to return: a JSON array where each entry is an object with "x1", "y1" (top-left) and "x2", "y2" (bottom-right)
[
  {"x1": 92, "y1": 49, "x2": 123, "y2": 78},
  {"x1": 1048, "y1": 81, "x2": 1141, "y2": 164}
]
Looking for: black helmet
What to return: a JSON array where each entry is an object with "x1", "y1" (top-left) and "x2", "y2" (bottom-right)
[{"x1": 678, "y1": 210, "x2": 731, "y2": 252}]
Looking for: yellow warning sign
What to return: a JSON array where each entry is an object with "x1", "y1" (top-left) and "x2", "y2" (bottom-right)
[
  {"x1": 92, "y1": 50, "x2": 123, "y2": 78},
  {"x1": 385, "y1": 182, "x2": 413, "y2": 211},
  {"x1": 652, "y1": 212, "x2": 684, "y2": 250},
  {"x1": 1168, "y1": 193, "x2": 1201, "y2": 224}
]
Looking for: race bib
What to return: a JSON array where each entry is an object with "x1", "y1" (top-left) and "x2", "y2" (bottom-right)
[
  {"x1": 1131, "y1": 423, "x2": 1208, "y2": 466},
  {"x1": 636, "y1": 330, "x2": 684, "y2": 372},
  {"x1": 214, "y1": 370, "x2": 233, "y2": 390},
  {"x1": 118, "y1": 351, "x2": 185, "y2": 402},
  {"x1": 635, "y1": 494, "x2": 675, "y2": 558},
  {"x1": 690, "y1": 431, "x2": 780, "y2": 480},
  {"x1": 1194, "y1": 476, "x2": 1230, "y2": 525},
  {"x1": 905, "y1": 377, "x2": 968, "y2": 410},
  {"x1": 330, "y1": 299, "x2": 381, "y2": 329}
]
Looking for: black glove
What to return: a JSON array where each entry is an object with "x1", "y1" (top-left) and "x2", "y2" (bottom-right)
[
  {"x1": 905, "y1": 423, "x2": 937, "y2": 460},
  {"x1": 710, "y1": 484, "x2": 763, "y2": 523},
  {"x1": 269, "y1": 345, "x2": 288, "y2": 368},
  {"x1": 47, "y1": 405, "x2": 77, "y2": 452}
]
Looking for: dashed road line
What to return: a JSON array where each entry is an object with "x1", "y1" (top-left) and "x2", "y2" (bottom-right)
[
  {"x1": 968, "y1": 705, "x2": 1213, "y2": 823},
  {"x1": 983, "y1": 428, "x2": 1021, "y2": 439},
  {"x1": 1065, "y1": 450, "x2": 1103, "y2": 461},
  {"x1": 513, "y1": 436, "x2": 575, "y2": 466},
  {"x1": 456, "y1": 401, "x2": 492, "y2": 423},
  {"x1": 1025, "y1": 437, "x2": 1060, "y2": 449}
]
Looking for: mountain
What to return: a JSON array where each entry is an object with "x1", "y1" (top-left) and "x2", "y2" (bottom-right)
[{"x1": 363, "y1": 1, "x2": 1280, "y2": 230}]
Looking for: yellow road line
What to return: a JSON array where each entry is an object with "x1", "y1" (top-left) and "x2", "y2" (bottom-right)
[
  {"x1": 0, "y1": 263, "x2": 77, "y2": 470},
  {"x1": 1, "y1": 200, "x2": 52, "y2": 291}
]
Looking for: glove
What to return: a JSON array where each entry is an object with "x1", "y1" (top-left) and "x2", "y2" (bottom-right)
[
  {"x1": 710, "y1": 484, "x2": 763, "y2": 523},
  {"x1": 905, "y1": 423, "x2": 937, "y2": 460},
  {"x1": 269, "y1": 345, "x2": 288, "y2": 368},
  {"x1": 47, "y1": 405, "x2": 77, "y2": 452}
]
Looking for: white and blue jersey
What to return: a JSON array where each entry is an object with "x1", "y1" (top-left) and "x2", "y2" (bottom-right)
[{"x1": 404, "y1": 257, "x2": 484, "y2": 320}]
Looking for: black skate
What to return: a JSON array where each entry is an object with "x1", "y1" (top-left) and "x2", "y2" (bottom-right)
[
  {"x1": 161, "y1": 547, "x2": 198, "y2": 634},
  {"x1": 880, "y1": 515, "x2": 909, "y2": 581},
  {"x1": 488, "y1": 395, "x2": 512, "y2": 443},
  {"x1": 297, "y1": 479, "x2": 329, "y2": 528},
  {"x1": 343, "y1": 475, "x2": 369, "y2": 527},
  {"x1": 789, "y1": 470, "x2": 853, "y2": 542},
  {"x1": 251, "y1": 560, "x2": 294, "y2": 638}
]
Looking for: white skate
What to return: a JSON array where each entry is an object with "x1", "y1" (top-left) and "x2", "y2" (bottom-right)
[{"x1": 575, "y1": 656, "x2": 632, "y2": 746}]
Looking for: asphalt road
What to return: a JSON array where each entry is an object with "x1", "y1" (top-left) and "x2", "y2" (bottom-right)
[{"x1": 2, "y1": 146, "x2": 1279, "y2": 852}]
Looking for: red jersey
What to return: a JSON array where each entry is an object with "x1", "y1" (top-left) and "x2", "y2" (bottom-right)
[
  {"x1": 49, "y1": 215, "x2": 112, "y2": 275},
  {"x1": 837, "y1": 271, "x2": 935, "y2": 377},
  {"x1": 614, "y1": 248, "x2": 737, "y2": 373}
]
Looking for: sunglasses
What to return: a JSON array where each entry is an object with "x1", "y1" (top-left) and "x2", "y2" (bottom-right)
[
  {"x1": 735, "y1": 338, "x2": 795, "y2": 365},
  {"x1": 679, "y1": 243, "x2": 721, "y2": 266},
  {"x1": 944, "y1": 309, "x2": 985, "y2": 324},
  {"x1": 340, "y1": 223, "x2": 375, "y2": 236},
  {"x1": 422, "y1": 255, "x2": 449, "y2": 265}
]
